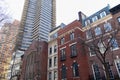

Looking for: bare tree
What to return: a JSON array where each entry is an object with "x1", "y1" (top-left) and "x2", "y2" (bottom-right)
[
  {"x1": 80, "y1": 20, "x2": 120, "y2": 80},
  {"x1": 0, "y1": 0, "x2": 12, "y2": 27}
]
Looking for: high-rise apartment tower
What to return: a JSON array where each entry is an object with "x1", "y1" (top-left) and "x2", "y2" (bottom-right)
[{"x1": 17, "y1": 0, "x2": 56, "y2": 50}]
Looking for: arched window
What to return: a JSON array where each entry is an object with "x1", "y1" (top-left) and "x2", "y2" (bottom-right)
[
  {"x1": 61, "y1": 65, "x2": 67, "y2": 79},
  {"x1": 72, "y1": 62, "x2": 79, "y2": 77}
]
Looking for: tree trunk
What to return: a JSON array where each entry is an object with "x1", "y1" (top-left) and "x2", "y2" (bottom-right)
[{"x1": 104, "y1": 63, "x2": 110, "y2": 80}]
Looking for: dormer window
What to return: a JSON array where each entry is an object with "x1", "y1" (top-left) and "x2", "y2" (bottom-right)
[
  {"x1": 85, "y1": 20, "x2": 90, "y2": 26},
  {"x1": 100, "y1": 11, "x2": 106, "y2": 18},
  {"x1": 92, "y1": 16, "x2": 98, "y2": 22}
]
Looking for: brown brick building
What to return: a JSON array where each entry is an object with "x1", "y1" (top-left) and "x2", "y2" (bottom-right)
[
  {"x1": 57, "y1": 20, "x2": 89, "y2": 80},
  {"x1": 20, "y1": 41, "x2": 48, "y2": 80}
]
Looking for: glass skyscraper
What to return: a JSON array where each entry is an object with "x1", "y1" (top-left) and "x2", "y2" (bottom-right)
[{"x1": 17, "y1": 0, "x2": 56, "y2": 50}]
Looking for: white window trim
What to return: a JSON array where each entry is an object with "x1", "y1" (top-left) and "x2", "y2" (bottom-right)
[
  {"x1": 60, "y1": 46, "x2": 66, "y2": 50},
  {"x1": 69, "y1": 42, "x2": 77, "y2": 46},
  {"x1": 100, "y1": 11, "x2": 106, "y2": 18},
  {"x1": 114, "y1": 59, "x2": 120, "y2": 78},
  {"x1": 112, "y1": 47, "x2": 119, "y2": 51},
  {"x1": 92, "y1": 16, "x2": 98, "y2": 22},
  {"x1": 92, "y1": 64, "x2": 99, "y2": 80},
  {"x1": 85, "y1": 20, "x2": 90, "y2": 26}
]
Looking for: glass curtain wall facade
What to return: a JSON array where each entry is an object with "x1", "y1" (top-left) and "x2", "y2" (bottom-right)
[{"x1": 19, "y1": 0, "x2": 56, "y2": 50}]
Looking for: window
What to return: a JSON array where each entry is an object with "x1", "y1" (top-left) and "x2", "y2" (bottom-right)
[
  {"x1": 92, "y1": 16, "x2": 98, "y2": 22},
  {"x1": 89, "y1": 45, "x2": 96, "y2": 56},
  {"x1": 70, "y1": 32, "x2": 74, "y2": 40},
  {"x1": 106, "y1": 62, "x2": 114, "y2": 79},
  {"x1": 92, "y1": 63, "x2": 101, "y2": 80},
  {"x1": 86, "y1": 30, "x2": 92, "y2": 39},
  {"x1": 98, "y1": 42, "x2": 106, "y2": 54},
  {"x1": 54, "y1": 57, "x2": 57, "y2": 66},
  {"x1": 54, "y1": 45, "x2": 57, "y2": 53},
  {"x1": 110, "y1": 38, "x2": 119, "y2": 50},
  {"x1": 60, "y1": 49, "x2": 66, "y2": 61},
  {"x1": 54, "y1": 33, "x2": 58, "y2": 38},
  {"x1": 115, "y1": 60, "x2": 120, "y2": 77},
  {"x1": 100, "y1": 11, "x2": 106, "y2": 18},
  {"x1": 49, "y1": 47, "x2": 52, "y2": 55},
  {"x1": 50, "y1": 33, "x2": 58, "y2": 40},
  {"x1": 70, "y1": 44, "x2": 77, "y2": 57},
  {"x1": 104, "y1": 22, "x2": 112, "y2": 32},
  {"x1": 85, "y1": 20, "x2": 90, "y2": 26},
  {"x1": 116, "y1": 62, "x2": 120, "y2": 72},
  {"x1": 61, "y1": 37, "x2": 65, "y2": 45},
  {"x1": 95, "y1": 27, "x2": 102, "y2": 35},
  {"x1": 61, "y1": 65, "x2": 67, "y2": 80},
  {"x1": 117, "y1": 17, "x2": 120, "y2": 23},
  {"x1": 49, "y1": 58, "x2": 52, "y2": 67},
  {"x1": 49, "y1": 72, "x2": 52, "y2": 80},
  {"x1": 72, "y1": 62, "x2": 79, "y2": 77},
  {"x1": 54, "y1": 71, "x2": 57, "y2": 80}
]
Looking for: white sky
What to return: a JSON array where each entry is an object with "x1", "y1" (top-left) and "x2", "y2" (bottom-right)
[{"x1": 6, "y1": 0, "x2": 120, "y2": 26}]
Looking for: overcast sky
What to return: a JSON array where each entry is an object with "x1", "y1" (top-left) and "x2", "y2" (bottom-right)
[{"x1": 6, "y1": 0, "x2": 120, "y2": 26}]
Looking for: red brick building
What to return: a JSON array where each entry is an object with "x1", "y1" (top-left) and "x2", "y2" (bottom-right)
[
  {"x1": 80, "y1": 4, "x2": 120, "y2": 80},
  {"x1": 20, "y1": 41, "x2": 48, "y2": 80},
  {"x1": 57, "y1": 20, "x2": 89, "y2": 80}
]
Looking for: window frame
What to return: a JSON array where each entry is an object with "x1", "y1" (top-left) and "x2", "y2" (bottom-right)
[
  {"x1": 49, "y1": 72, "x2": 52, "y2": 80},
  {"x1": 115, "y1": 59, "x2": 120, "y2": 77},
  {"x1": 85, "y1": 20, "x2": 90, "y2": 26},
  {"x1": 92, "y1": 16, "x2": 98, "y2": 22},
  {"x1": 95, "y1": 27, "x2": 102, "y2": 36},
  {"x1": 60, "y1": 48, "x2": 66, "y2": 61},
  {"x1": 54, "y1": 45, "x2": 57, "y2": 53},
  {"x1": 61, "y1": 65, "x2": 67, "y2": 80},
  {"x1": 92, "y1": 63, "x2": 101, "y2": 80},
  {"x1": 110, "y1": 38, "x2": 119, "y2": 50},
  {"x1": 70, "y1": 44, "x2": 77, "y2": 57},
  {"x1": 54, "y1": 57, "x2": 57, "y2": 66},
  {"x1": 49, "y1": 58, "x2": 52, "y2": 68},
  {"x1": 49, "y1": 47, "x2": 52, "y2": 55},
  {"x1": 89, "y1": 46, "x2": 96, "y2": 56},
  {"x1": 104, "y1": 22, "x2": 112, "y2": 32},
  {"x1": 100, "y1": 11, "x2": 106, "y2": 18},
  {"x1": 106, "y1": 62, "x2": 114, "y2": 79},
  {"x1": 54, "y1": 71, "x2": 57, "y2": 80},
  {"x1": 70, "y1": 32, "x2": 74, "y2": 40},
  {"x1": 86, "y1": 30, "x2": 92, "y2": 39},
  {"x1": 72, "y1": 62, "x2": 79, "y2": 77},
  {"x1": 61, "y1": 37, "x2": 65, "y2": 45}
]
